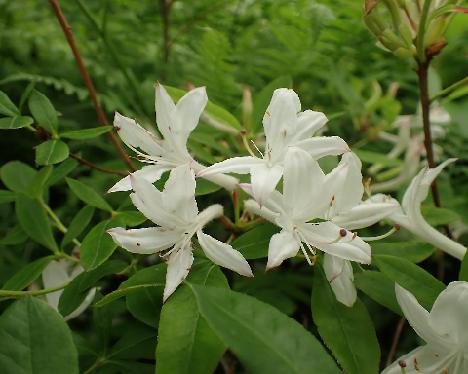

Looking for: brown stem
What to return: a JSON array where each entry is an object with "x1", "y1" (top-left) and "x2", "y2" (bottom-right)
[
  {"x1": 70, "y1": 154, "x2": 127, "y2": 176},
  {"x1": 48, "y1": 0, "x2": 135, "y2": 171},
  {"x1": 159, "y1": 0, "x2": 172, "y2": 64},
  {"x1": 386, "y1": 317, "x2": 406, "y2": 366},
  {"x1": 417, "y1": 60, "x2": 440, "y2": 206}
]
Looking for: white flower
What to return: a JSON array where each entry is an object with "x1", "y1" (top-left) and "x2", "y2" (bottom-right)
[
  {"x1": 245, "y1": 147, "x2": 398, "y2": 306},
  {"x1": 108, "y1": 83, "x2": 238, "y2": 193},
  {"x1": 42, "y1": 260, "x2": 96, "y2": 320},
  {"x1": 198, "y1": 88, "x2": 349, "y2": 204},
  {"x1": 374, "y1": 159, "x2": 466, "y2": 260},
  {"x1": 107, "y1": 164, "x2": 253, "y2": 301},
  {"x1": 383, "y1": 282, "x2": 468, "y2": 373}
]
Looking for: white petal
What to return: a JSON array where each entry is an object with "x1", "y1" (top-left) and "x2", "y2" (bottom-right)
[
  {"x1": 382, "y1": 345, "x2": 459, "y2": 374},
  {"x1": 197, "y1": 156, "x2": 262, "y2": 177},
  {"x1": 191, "y1": 160, "x2": 239, "y2": 192},
  {"x1": 395, "y1": 284, "x2": 444, "y2": 346},
  {"x1": 197, "y1": 230, "x2": 253, "y2": 277},
  {"x1": 108, "y1": 165, "x2": 169, "y2": 193},
  {"x1": 130, "y1": 175, "x2": 183, "y2": 228},
  {"x1": 429, "y1": 281, "x2": 468, "y2": 347},
  {"x1": 283, "y1": 147, "x2": 326, "y2": 219},
  {"x1": 163, "y1": 247, "x2": 194, "y2": 302},
  {"x1": 243, "y1": 199, "x2": 279, "y2": 223},
  {"x1": 263, "y1": 88, "x2": 300, "y2": 152},
  {"x1": 175, "y1": 87, "x2": 208, "y2": 136},
  {"x1": 332, "y1": 199, "x2": 400, "y2": 230},
  {"x1": 292, "y1": 110, "x2": 328, "y2": 140},
  {"x1": 323, "y1": 255, "x2": 357, "y2": 307},
  {"x1": 155, "y1": 83, "x2": 177, "y2": 141},
  {"x1": 250, "y1": 163, "x2": 283, "y2": 206},
  {"x1": 107, "y1": 227, "x2": 180, "y2": 254},
  {"x1": 162, "y1": 164, "x2": 198, "y2": 223},
  {"x1": 293, "y1": 136, "x2": 349, "y2": 159},
  {"x1": 300, "y1": 222, "x2": 371, "y2": 264},
  {"x1": 266, "y1": 230, "x2": 300, "y2": 270},
  {"x1": 42, "y1": 260, "x2": 70, "y2": 310},
  {"x1": 114, "y1": 112, "x2": 163, "y2": 156}
]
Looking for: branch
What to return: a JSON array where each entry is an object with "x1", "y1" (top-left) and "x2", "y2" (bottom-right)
[
  {"x1": 386, "y1": 317, "x2": 406, "y2": 366},
  {"x1": 48, "y1": 0, "x2": 135, "y2": 171},
  {"x1": 70, "y1": 153, "x2": 127, "y2": 176}
]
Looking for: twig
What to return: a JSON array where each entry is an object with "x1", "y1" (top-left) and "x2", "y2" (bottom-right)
[
  {"x1": 70, "y1": 153, "x2": 127, "y2": 176},
  {"x1": 0, "y1": 282, "x2": 70, "y2": 298},
  {"x1": 159, "y1": 0, "x2": 172, "y2": 64},
  {"x1": 48, "y1": 0, "x2": 135, "y2": 171},
  {"x1": 386, "y1": 317, "x2": 406, "y2": 366}
]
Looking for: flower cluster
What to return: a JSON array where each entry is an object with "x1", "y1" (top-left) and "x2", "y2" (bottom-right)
[{"x1": 107, "y1": 84, "x2": 463, "y2": 304}]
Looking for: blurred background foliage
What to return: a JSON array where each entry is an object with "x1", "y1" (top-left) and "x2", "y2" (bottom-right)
[{"x1": 0, "y1": 0, "x2": 467, "y2": 372}]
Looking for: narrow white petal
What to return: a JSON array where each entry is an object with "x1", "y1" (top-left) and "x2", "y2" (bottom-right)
[
  {"x1": 155, "y1": 83, "x2": 177, "y2": 141},
  {"x1": 162, "y1": 164, "x2": 198, "y2": 223},
  {"x1": 332, "y1": 200, "x2": 400, "y2": 230},
  {"x1": 107, "y1": 227, "x2": 180, "y2": 254},
  {"x1": 429, "y1": 281, "x2": 468, "y2": 346},
  {"x1": 283, "y1": 147, "x2": 326, "y2": 219},
  {"x1": 130, "y1": 175, "x2": 182, "y2": 228},
  {"x1": 395, "y1": 284, "x2": 445, "y2": 346},
  {"x1": 300, "y1": 222, "x2": 371, "y2": 264},
  {"x1": 197, "y1": 230, "x2": 253, "y2": 277},
  {"x1": 263, "y1": 88, "x2": 301, "y2": 152},
  {"x1": 195, "y1": 204, "x2": 224, "y2": 229},
  {"x1": 250, "y1": 163, "x2": 283, "y2": 206},
  {"x1": 293, "y1": 136, "x2": 349, "y2": 159},
  {"x1": 332, "y1": 152, "x2": 364, "y2": 214},
  {"x1": 266, "y1": 230, "x2": 300, "y2": 270},
  {"x1": 323, "y1": 255, "x2": 357, "y2": 307},
  {"x1": 244, "y1": 199, "x2": 279, "y2": 223},
  {"x1": 192, "y1": 160, "x2": 239, "y2": 191},
  {"x1": 114, "y1": 112, "x2": 163, "y2": 156},
  {"x1": 42, "y1": 260, "x2": 70, "y2": 310},
  {"x1": 197, "y1": 156, "x2": 262, "y2": 177},
  {"x1": 108, "y1": 165, "x2": 169, "y2": 193},
  {"x1": 163, "y1": 247, "x2": 194, "y2": 302},
  {"x1": 175, "y1": 87, "x2": 208, "y2": 136},
  {"x1": 292, "y1": 110, "x2": 328, "y2": 140}
]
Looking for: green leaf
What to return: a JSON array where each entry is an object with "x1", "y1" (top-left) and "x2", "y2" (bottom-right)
[
  {"x1": 2, "y1": 256, "x2": 55, "y2": 290},
  {"x1": 421, "y1": 205, "x2": 461, "y2": 226},
  {"x1": 62, "y1": 206, "x2": 95, "y2": 246},
  {"x1": 108, "y1": 322, "x2": 156, "y2": 360},
  {"x1": 0, "y1": 115, "x2": 33, "y2": 129},
  {"x1": 231, "y1": 223, "x2": 279, "y2": 259},
  {"x1": 60, "y1": 126, "x2": 112, "y2": 140},
  {"x1": 80, "y1": 220, "x2": 118, "y2": 270},
  {"x1": 311, "y1": 266, "x2": 380, "y2": 374},
  {"x1": 46, "y1": 158, "x2": 78, "y2": 187},
  {"x1": 252, "y1": 76, "x2": 292, "y2": 132},
  {"x1": 28, "y1": 90, "x2": 58, "y2": 134},
  {"x1": 459, "y1": 252, "x2": 468, "y2": 281},
  {"x1": 112, "y1": 210, "x2": 146, "y2": 227},
  {"x1": 373, "y1": 254, "x2": 445, "y2": 310},
  {"x1": 0, "y1": 189, "x2": 16, "y2": 204},
  {"x1": 0, "y1": 297, "x2": 79, "y2": 374},
  {"x1": 15, "y1": 194, "x2": 58, "y2": 251},
  {"x1": 164, "y1": 85, "x2": 241, "y2": 131},
  {"x1": 28, "y1": 166, "x2": 53, "y2": 199},
  {"x1": 195, "y1": 178, "x2": 221, "y2": 196},
  {"x1": 354, "y1": 270, "x2": 402, "y2": 315},
  {"x1": 189, "y1": 284, "x2": 340, "y2": 374},
  {"x1": 156, "y1": 261, "x2": 229, "y2": 373},
  {"x1": 353, "y1": 149, "x2": 402, "y2": 167},
  {"x1": 371, "y1": 241, "x2": 435, "y2": 263},
  {"x1": 0, "y1": 90, "x2": 20, "y2": 116},
  {"x1": 1, "y1": 161, "x2": 37, "y2": 194},
  {"x1": 66, "y1": 178, "x2": 113, "y2": 212},
  {"x1": 35, "y1": 140, "x2": 69, "y2": 165},
  {"x1": 0, "y1": 225, "x2": 28, "y2": 245},
  {"x1": 58, "y1": 260, "x2": 127, "y2": 316}
]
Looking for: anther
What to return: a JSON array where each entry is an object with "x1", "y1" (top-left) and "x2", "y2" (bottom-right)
[{"x1": 339, "y1": 228, "x2": 347, "y2": 237}]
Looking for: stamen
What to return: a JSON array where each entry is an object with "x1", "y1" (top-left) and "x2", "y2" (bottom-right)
[
  {"x1": 250, "y1": 139, "x2": 264, "y2": 158},
  {"x1": 398, "y1": 360, "x2": 407, "y2": 374},
  {"x1": 360, "y1": 225, "x2": 399, "y2": 241},
  {"x1": 241, "y1": 130, "x2": 257, "y2": 157}
]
